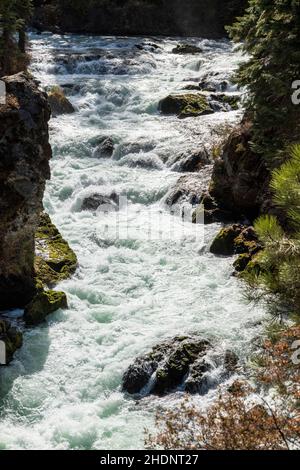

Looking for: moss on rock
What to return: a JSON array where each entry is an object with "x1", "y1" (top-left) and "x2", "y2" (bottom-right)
[
  {"x1": 35, "y1": 213, "x2": 78, "y2": 288},
  {"x1": 210, "y1": 224, "x2": 261, "y2": 257},
  {"x1": 24, "y1": 289, "x2": 68, "y2": 326},
  {"x1": 48, "y1": 86, "x2": 75, "y2": 117},
  {"x1": 159, "y1": 93, "x2": 213, "y2": 119}
]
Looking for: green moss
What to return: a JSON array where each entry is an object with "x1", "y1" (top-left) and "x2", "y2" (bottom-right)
[
  {"x1": 159, "y1": 93, "x2": 213, "y2": 119},
  {"x1": 24, "y1": 289, "x2": 68, "y2": 326},
  {"x1": 219, "y1": 94, "x2": 240, "y2": 110},
  {"x1": 35, "y1": 213, "x2": 78, "y2": 288}
]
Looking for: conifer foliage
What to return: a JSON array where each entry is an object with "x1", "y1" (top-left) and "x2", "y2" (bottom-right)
[
  {"x1": 228, "y1": 0, "x2": 300, "y2": 165},
  {"x1": 0, "y1": 0, "x2": 33, "y2": 75},
  {"x1": 246, "y1": 145, "x2": 300, "y2": 315}
]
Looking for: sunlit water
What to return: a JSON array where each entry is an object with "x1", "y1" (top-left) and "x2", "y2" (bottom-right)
[{"x1": 0, "y1": 34, "x2": 266, "y2": 450}]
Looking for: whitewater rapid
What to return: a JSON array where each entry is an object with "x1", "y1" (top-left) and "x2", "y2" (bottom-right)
[{"x1": 0, "y1": 34, "x2": 266, "y2": 450}]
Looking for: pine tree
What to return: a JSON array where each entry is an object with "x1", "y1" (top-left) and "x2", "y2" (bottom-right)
[
  {"x1": 0, "y1": 0, "x2": 33, "y2": 75},
  {"x1": 246, "y1": 145, "x2": 300, "y2": 315},
  {"x1": 228, "y1": 0, "x2": 300, "y2": 166}
]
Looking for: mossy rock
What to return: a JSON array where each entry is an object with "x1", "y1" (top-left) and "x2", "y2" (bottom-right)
[
  {"x1": 233, "y1": 253, "x2": 252, "y2": 272},
  {"x1": 48, "y1": 86, "x2": 75, "y2": 117},
  {"x1": 158, "y1": 94, "x2": 213, "y2": 119},
  {"x1": 210, "y1": 224, "x2": 261, "y2": 257},
  {"x1": 212, "y1": 93, "x2": 240, "y2": 111},
  {"x1": 0, "y1": 319, "x2": 23, "y2": 365},
  {"x1": 172, "y1": 44, "x2": 203, "y2": 54},
  {"x1": 24, "y1": 289, "x2": 68, "y2": 326},
  {"x1": 210, "y1": 225, "x2": 244, "y2": 256},
  {"x1": 35, "y1": 213, "x2": 78, "y2": 288}
]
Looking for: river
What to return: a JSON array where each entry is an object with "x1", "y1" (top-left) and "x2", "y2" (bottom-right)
[{"x1": 0, "y1": 33, "x2": 266, "y2": 450}]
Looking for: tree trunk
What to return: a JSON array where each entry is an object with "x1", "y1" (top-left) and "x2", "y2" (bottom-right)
[{"x1": 18, "y1": 29, "x2": 26, "y2": 54}]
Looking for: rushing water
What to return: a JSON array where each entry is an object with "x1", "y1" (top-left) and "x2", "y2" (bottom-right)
[{"x1": 0, "y1": 34, "x2": 266, "y2": 450}]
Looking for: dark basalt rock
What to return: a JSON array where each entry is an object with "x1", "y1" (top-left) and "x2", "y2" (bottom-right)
[
  {"x1": 81, "y1": 192, "x2": 119, "y2": 212},
  {"x1": 172, "y1": 44, "x2": 203, "y2": 55},
  {"x1": 92, "y1": 137, "x2": 114, "y2": 159},
  {"x1": 0, "y1": 72, "x2": 52, "y2": 310},
  {"x1": 122, "y1": 336, "x2": 211, "y2": 396},
  {"x1": 192, "y1": 193, "x2": 234, "y2": 225},
  {"x1": 166, "y1": 173, "x2": 211, "y2": 209},
  {"x1": 170, "y1": 149, "x2": 210, "y2": 173},
  {"x1": 0, "y1": 319, "x2": 23, "y2": 365}
]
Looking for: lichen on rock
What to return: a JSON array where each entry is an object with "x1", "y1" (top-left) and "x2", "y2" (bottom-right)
[{"x1": 35, "y1": 212, "x2": 78, "y2": 288}]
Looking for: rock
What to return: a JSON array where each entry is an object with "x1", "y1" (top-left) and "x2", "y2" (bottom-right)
[
  {"x1": 0, "y1": 319, "x2": 23, "y2": 364},
  {"x1": 0, "y1": 72, "x2": 52, "y2": 310},
  {"x1": 158, "y1": 94, "x2": 213, "y2": 119},
  {"x1": 233, "y1": 253, "x2": 252, "y2": 273},
  {"x1": 81, "y1": 193, "x2": 119, "y2": 212},
  {"x1": 35, "y1": 213, "x2": 78, "y2": 288},
  {"x1": 192, "y1": 193, "x2": 234, "y2": 224},
  {"x1": 210, "y1": 224, "x2": 261, "y2": 257},
  {"x1": 170, "y1": 149, "x2": 210, "y2": 172},
  {"x1": 92, "y1": 137, "x2": 114, "y2": 159},
  {"x1": 166, "y1": 174, "x2": 211, "y2": 208},
  {"x1": 224, "y1": 350, "x2": 239, "y2": 372},
  {"x1": 172, "y1": 44, "x2": 203, "y2": 54},
  {"x1": 122, "y1": 336, "x2": 211, "y2": 396},
  {"x1": 185, "y1": 358, "x2": 212, "y2": 394},
  {"x1": 48, "y1": 86, "x2": 75, "y2": 117},
  {"x1": 119, "y1": 153, "x2": 164, "y2": 170},
  {"x1": 24, "y1": 289, "x2": 68, "y2": 326},
  {"x1": 209, "y1": 122, "x2": 270, "y2": 221}
]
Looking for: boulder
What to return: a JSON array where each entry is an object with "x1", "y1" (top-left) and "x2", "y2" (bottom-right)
[
  {"x1": 166, "y1": 173, "x2": 211, "y2": 208},
  {"x1": 24, "y1": 289, "x2": 68, "y2": 326},
  {"x1": 35, "y1": 213, "x2": 78, "y2": 288},
  {"x1": 192, "y1": 193, "x2": 234, "y2": 225},
  {"x1": 92, "y1": 137, "x2": 114, "y2": 159},
  {"x1": 0, "y1": 319, "x2": 23, "y2": 365},
  {"x1": 210, "y1": 224, "x2": 261, "y2": 257},
  {"x1": 159, "y1": 94, "x2": 213, "y2": 119},
  {"x1": 48, "y1": 86, "x2": 75, "y2": 117},
  {"x1": 209, "y1": 123, "x2": 270, "y2": 221},
  {"x1": 172, "y1": 44, "x2": 203, "y2": 54},
  {"x1": 122, "y1": 336, "x2": 211, "y2": 396},
  {"x1": 170, "y1": 149, "x2": 210, "y2": 172},
  {"x1": 81, "y1": 192, "x2": 119, "y2": 212},
  {"x1": 184, "y1": 358, "x2": 212, "y2": 394}
]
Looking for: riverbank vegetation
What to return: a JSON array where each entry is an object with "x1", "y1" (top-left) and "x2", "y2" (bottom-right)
[{"x1": 0, "y1": 0, "x2": 33, "y2": 76}]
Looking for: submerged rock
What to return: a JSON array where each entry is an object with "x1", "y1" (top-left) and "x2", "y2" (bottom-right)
[
  {"x1": 172, "y1": 44, "x2": 203, "y2": 55},
  {"x1": 159, "y1": 93, "x2": 213, "y2": 119},
  {"x1": 92, "y1": 137, "x2": 114, "y2": 159},
  {"x1": 35, "y1": 213, "x2": 78, "y2": 288},
  {"x1": 0, "y1": 72, "x2": 52, "y2": 310},
  {"x1": 24, "y1": 289, "x2": 68, "y2": 326},
  {"x1": 48, "y1": 86, "x2": 75, "y2": 117},
  {"x1": 81, "y1": 192, "x2": 119, "y2": 212},
  {"x1": 0, "y1": 319, "x2": 23, "y2": 364}
]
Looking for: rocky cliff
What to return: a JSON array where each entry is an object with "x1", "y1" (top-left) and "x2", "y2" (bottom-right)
[
  {"x1": 0, "y1": 73, "x2": 52, "y2": 310},
  {"x1": 32, "y1": 0, "x2": 248, "y2": 38}
]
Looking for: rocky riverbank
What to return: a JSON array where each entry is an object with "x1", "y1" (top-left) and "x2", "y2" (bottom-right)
[{"x1": 0, "y1": 73, "x2": 77, "y2": 365}]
